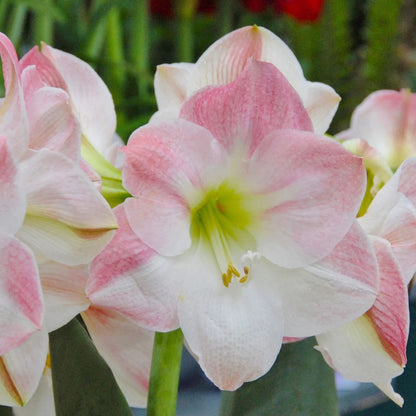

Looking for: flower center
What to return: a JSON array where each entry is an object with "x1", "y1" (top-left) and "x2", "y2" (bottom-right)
[{"x1": 191, "y1": 183, "x2": 254, "y2": 287}]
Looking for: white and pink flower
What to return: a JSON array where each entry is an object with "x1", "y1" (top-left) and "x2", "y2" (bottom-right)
[{"x1": 88, "y1": 59, "x2": 379, "y2": 390}]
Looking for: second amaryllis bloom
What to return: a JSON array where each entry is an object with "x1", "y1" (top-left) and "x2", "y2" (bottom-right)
[{"x1": 88, "y1": 59, "x2": 379, "y2": 390}]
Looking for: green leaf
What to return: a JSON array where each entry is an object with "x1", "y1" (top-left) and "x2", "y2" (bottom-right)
[
  {"x1": 0, "y1": 406, "x2": 13, "y2": 416},
  {"x1": 49, "y1": 317, "x2": 133, "y2": 416},
  {"x1": 219, "y1": 337, "x2": 339, "y2": 416}
]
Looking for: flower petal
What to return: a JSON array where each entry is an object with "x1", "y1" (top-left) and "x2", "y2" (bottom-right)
[
  {"x1": 39, "y1": 262, "x2": 90, "y2": 333},
  {"x1": 0, "y1": 237, "x2": 43, "y2": 356},
  {"x1": 39, "y1": 43, "x2": 117, "y2": 160},
  {"x1": 359, "y1": 157, "x2": 416, "y2": 283},
  {"x1": 154, "y1": 62, "x2": 194, "y2": 110},
  {"x1": 180, "y1": 59, "x2": 313, "y2": 156},
  {"x1": 0, "y1": 136, "x2": 26, "y2": 237},
  {"x1": 0, "y1": 33, "x2": 29, "y2": 159},
  {"x1": 123, "y1": 119, "x2": 227, "y2": 256},
  {"x1": 13, "y1": 369, "x2": 55, "y2": 416},
  {"x1": 257, "y1": 221, "x2": 378, "y2": 337},
  {"x1": 316, "y1": 237, "x2": 408, "y2": 407},
  {"x1": 87, "y1": 205, "x2": 180, "y2": 331},
  {"x1": 26, "y1": 87, "x2": 80, "y2": 161},
  {"x1": 337, "y1": 90, "x2": 416, "y2": 169},
  {"x1": 0, "y1": 329, "x2": 48, "y2": 407},
  {"x1": 187, "y1": 26, "x2": 338, "y2": 134},
  {"x1": 177, "y1": 240, "x2": 283, "y2": 390},
  {"x1": 82, "y1": 306, "x2": 153, "y2": 407},
  {"x1": 243, "y1": 129, "x2": 366, "y2": 267},
  {"x1": 17, "y1": 149, "x2": 116, "y2": 265}
]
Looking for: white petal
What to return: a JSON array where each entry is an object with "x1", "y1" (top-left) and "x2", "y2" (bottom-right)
[{"x1": 0, "y1": 330, "x2": 48, "y2": 406}]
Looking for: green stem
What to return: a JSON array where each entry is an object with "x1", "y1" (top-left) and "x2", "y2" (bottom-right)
[
  {"x1": 0, "y1": 1, "x2": 9, "y2": 31},
  {"x1": 147, "y1": 329, "x2": 184, "y2": 416},
  {"x1": 130, "y1": 0, "x2": 150, "y2": 97}
]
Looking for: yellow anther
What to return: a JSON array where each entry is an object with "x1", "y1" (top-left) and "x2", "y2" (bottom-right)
[
  {"x1": 243, "y1": 266, "x2": 249, "y2": 275},
  {"x1": 240, "y1": 275, "x2": 248, "y2": 283},
  {"x1": 228, "y1": 262, "x2": 240, "y2": 277},
  {"x1": 222, "y1": 273, "x2": 229, "y2": 287}
]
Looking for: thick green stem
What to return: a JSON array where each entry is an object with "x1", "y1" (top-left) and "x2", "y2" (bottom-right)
[
  {"x1": 175, "y1": 0, "x2": 197, "y2": 62},
  {"x1": 217, "y1": 0, "x2": 234, "y2": 37},
  {"x1": 147, "y1": 329, "x2": 184, "y2": 416}
]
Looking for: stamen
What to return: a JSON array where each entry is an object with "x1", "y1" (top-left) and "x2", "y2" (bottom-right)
[
  {"x1": 228, "y1": 262, "x2": 240, "y2": 277},
  {"x1": 222, "y1": 273, "x2": 229, "y2": 287},
  {"x1": 243, "y1": 266, "x2": 249, "y2": 275},
  {"x1": 240, "y1": 275, "x2": 248, "y2": 283}
]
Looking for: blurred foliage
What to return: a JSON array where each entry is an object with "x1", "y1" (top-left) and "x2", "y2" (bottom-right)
[{"x1": 0, "y1": 0, "x2": 412, "y2": 138}]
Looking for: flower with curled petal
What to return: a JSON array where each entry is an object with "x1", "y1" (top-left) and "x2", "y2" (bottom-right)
[{"x1": 88, "y1": 59, "x2": 379, "y2": 390}]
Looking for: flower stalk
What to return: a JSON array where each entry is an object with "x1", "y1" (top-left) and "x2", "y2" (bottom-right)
[{"x1": 147, "y1": 329, "x2": 184, "y2": 416}]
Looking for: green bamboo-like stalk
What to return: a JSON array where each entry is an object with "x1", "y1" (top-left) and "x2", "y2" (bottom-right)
[
  {"x1": 106, "y1": 5, "x2": 126, "y2": 107},
  {"x1": 83, "y1": 0, "x2": 108, "y2": 64},
  {"x1": 217, "y1": 0, "x2": 234, "y2": 37},
  {"x1": 7, "y1": 3, "x2": 27, "y2": 47},
  {"x1": 364, "y1": 0, "x2": 402, "y2": 94},
  {"x1": 147, "y1": 329, "x2": 184, "y2": 416},
  {"x1": 129, "y1": 0, "x2": 150, "y2": 97},
  {"x1": 316, "y1": 0, "x2": 352, "y2": 131},
  {"x1": 0, "y1": 0, "x2": 9, "y2": 30},
  {"x1": 175, "y1": 0, "x2": 197, "y2": 62},
  {"x1": 33, "y1": 0, "x2": 54, "y2": 44}
]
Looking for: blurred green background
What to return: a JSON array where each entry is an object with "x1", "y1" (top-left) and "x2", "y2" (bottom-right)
[{"x1": 0, "y1": 0, "x2": 413, "y2": 139}]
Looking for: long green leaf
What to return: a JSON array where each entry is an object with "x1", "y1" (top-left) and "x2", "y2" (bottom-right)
[
  {"x1": 219, "y1": 337, "x2": 339, "y2": 416},
  {"x1": 0, "y1": 406, "x2": 13, "y2": 415},
  {"x1": 49, "y1": 317, "x2": 132, "y2": 416}
]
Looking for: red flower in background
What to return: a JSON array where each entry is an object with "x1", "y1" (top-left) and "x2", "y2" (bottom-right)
[
  {"x1": 151, "y1": 0, "x2": 326, "y2": 22},
  {"x1": 242, "y1": 0, "x2": 326, "y2": 22}
]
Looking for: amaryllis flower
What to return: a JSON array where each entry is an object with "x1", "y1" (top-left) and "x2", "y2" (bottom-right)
[
  {"x1": 153, "y1": 25, "x2": 340, "y2": 134},
  {"x1": 0, "y1": 33, "x2": 118, "y2": 407},
  {"x1": 316, "y1": 158, "x2": 416, "y2": 406},
  {"x1": 88, "y1": 59, "x2": 379, "y2": 389},
  {"x1": 338, "y1": 90, "x2": 416, "y2": 171}
]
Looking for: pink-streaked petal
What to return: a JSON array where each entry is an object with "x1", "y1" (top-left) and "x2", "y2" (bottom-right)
[
  {"x1": 26, "y1": 87, "x2": 80, "y2": 161},
  {"x1": 177, "y1": 241, "x2": 283, "y2": 390},
  {"x1": 243, "y1": 129, "x2": 366, "y2": 267},
  {"x1": 366, "y1": 237, "x2": 409, "y2": 368},
  {"x1": 316, "y1": 237, "x2": 408, "y2": 407},
  {"x1": 154, "y1": 62, "x2": 194, "y2": 110},
  {"x1": 39, "y1": 262, "x2": 90, "y2": 332},
  {"x1": 39, "y1": 43, "x2": 117, "y2": 159},
  {"x1": 82, "y1": 306, "x2": 153, "y2": 407},
  {"x1": 316, "y1": 315, "x2": 404, "y2": 406},
  {"x1": 0, "y1": 329, "x2": 48, "y2": 407},
  {"x1": 337, "y1": 90, "x2": 416, "y2": 169},
  {"x1": 123, "y1": 119, "x2": 227, "y2": 256},
  {"x1": 180, "y1": 59, "x2": 313, "y2": 156},
  {"x1": 13, "y1": 369, "x2": 55, "y2": 416},
  {"x1": 19, "y1": 46, "x2": 67, "y2": 95},
  {"x1": 87, "y1": 205, "x2": 180, "y2": 331},
  {"x1": 0, "y1": 237, "x2": 43, "y2": 356},
  {"x1": 0, "y1": 136, "x2": 26, "y2": 236},
  {"x1": 0, "y1": 33, "x2": 29, "y2": 159},
  {"x1": 256, "y1": 222, "x2": 378, "y2": 337},
  {"x1": 20, "y1": 149, "x2": 116, "y2": 230},
  {"x1": 188, "y1": 26, "x2": 338, "y2": 134}
]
